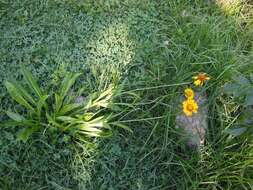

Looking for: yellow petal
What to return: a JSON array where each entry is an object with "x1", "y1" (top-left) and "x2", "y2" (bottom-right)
[
  {"x1": 194, "y1": 79, "x2": 202, "y2": 86},
  {"x1": 183, "y1": 106, "x2": 192, "y2": 116},
  {"x1": 182, "y1": 99, "x2": 198, "y2": 117},
  {"x1": 184, "y1": 88, "x2": 194, "y2": 99},
  {"x1": 184, "y1": 110, "x2": 193, "y2": 116}
]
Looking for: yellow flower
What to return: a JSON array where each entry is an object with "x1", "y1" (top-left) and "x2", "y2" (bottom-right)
[
  {"x1": 184, "y1": 88, "x2": 194, "y2": 99},
  {"x1": 193, "y1": 73, "x2": 210, "y2": 86},
  {"x1": 183, "y1": 99, "x2": 198, "y2": 117}
]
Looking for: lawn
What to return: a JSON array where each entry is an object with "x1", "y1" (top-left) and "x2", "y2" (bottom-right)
[{"x1": 0, "y1": 0, "x2": 253, "y2": 189}]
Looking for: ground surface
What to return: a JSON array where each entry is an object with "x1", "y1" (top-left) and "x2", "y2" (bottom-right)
[{"x1": 1, "y1": 0, "x2": 253, "y2": 190}]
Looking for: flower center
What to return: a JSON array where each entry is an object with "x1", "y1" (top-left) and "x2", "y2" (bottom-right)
[
  {"x1": 186, "y1": 92, "x2": 191, "y2": 97},
  {"x1": 187, "y1": 104, "x2": 194, "y2": 111},
  {"x1": 198, "y1": 73, "x2": 206, "y2": 81}
]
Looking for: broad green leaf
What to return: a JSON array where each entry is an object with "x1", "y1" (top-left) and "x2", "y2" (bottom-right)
[
  {"x1": 101, "y1": 122, "x2": 111, "y2": 129},
  {"x1": 87, "y1": 121, "x2": 104, "y2": 128},
  {"x1": 0, "y1": 120, "x2": 23, "y2": 127},
  {"x1": 22, "y1": 67, "x2": 43, "y2": 99},
  {"x1": 5, "y1": 81, "x2": 34, "y2": 111},
  {"x1": 87, "y1": 116, "x2": 105, "y2": 124},
  {"x1": 94, "y1": 87, "x2": 113, "y2": 107},
  {"x1": 57, "y1": 116, "x2": 77, "y2": 122},
  {"x1": 83, "y1": 112, "x2": 94, "y2": 121},
  {"x1": 97, "y1": 87, "x2": 113, "y2": 101},
  {"x1": 225, "y1": 127, "x2": 247, "y2": 136},
  {"x1": 17, "y1": 126, "x2": 38, "y2": 142},
  {"x1": 76, "y1": 87, "x2": 86, "y2": 97},
  {"x1": 1, "y1": 120, "x2": 35, "y2": 128},
  {"x1": 78, "y1": 131, "x2": 102, "y2": 137},
  {"x1": 36, "y1": 95, "x2": 49, "y2": 119},
  {"x1": 86, "y1": 87, "x2": 114, "y2": 109},
  {"x1": 58, "y1": 103, "x2": 82, "y2": 115},
  {"x1": 46, "y1": 113, "x2": 63, "y2": 129},
  {"x1": 77, "y1": 124, "x2": 103, "y2": 132},
  {"x1": 94, "y1": 101, "x2": 110, "y2": 108},
  {"x1": 12, "y1": 81, "x2": 36, "y2": 105},
  {"x1": 54, "y1": 93, "x2": 63, "y2": 114},
  {"x1": 244, "y1": 90, "x2": 253, "y2": 106},
  {"x1": 84, "y1": 97, "x2": 93, "y2": 109},
  {"x1": 6, "y1": 111, "x2": 25, "y2": 122},
  {"x1": 59, "y1": 73, "x2": 81, "y2": 99}
]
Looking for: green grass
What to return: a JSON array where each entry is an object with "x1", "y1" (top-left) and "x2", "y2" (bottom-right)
[{"x1": 1, "y1": 0, "x2": 253, "y2": 189}]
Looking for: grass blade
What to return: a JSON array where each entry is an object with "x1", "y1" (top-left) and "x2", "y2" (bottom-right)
[
  {"x1": 5, "y1": 81, "x2": 34, "y2": 111},
  {"x1": 12, "y1": 80, "x2": 36, "y2": 105},
  {"x1": 59, "y1": 73, "x2": 81, "y2": 99},
  {"x1": 6, "y1": 111, "x2": 25, "y2": 122},
  {"x1": 22, "y1": 67, "x2": 43, "y2": 99},
  {"x1": 58, "y1": 103, "x2": 82, "y2": 115},
  {"x1": 110, "y1": 122, "x2": 133, "y2": 133},
  {"x1": 36, "y1": 95, "x2": 49, "y2": 120}
]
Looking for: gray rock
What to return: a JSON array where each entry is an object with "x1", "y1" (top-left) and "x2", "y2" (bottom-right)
[{"x1": 176, "y1": 92, "x2": 208, "y2": 150}]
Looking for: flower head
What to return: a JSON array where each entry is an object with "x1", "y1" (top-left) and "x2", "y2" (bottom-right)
[
  {"x1": 193, "y1": 73, "x2": 210, "y2": 86},
  {"x1": 184, "y1": 88, "x2": 194, "y2": 99},
  {"x1": 183, "y1": 99, "x2": 198, "y2": 117}
]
